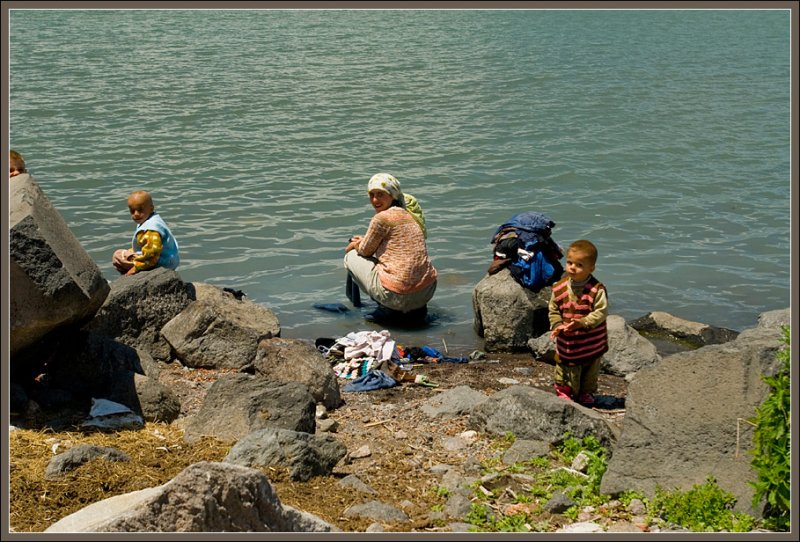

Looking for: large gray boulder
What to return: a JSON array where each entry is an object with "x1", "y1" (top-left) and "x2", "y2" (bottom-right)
[
  {"x1": 467, "y1": 385, "x2": 619, "y2": 449},
  {"x1": 107, "y1": 372, "x2": 182, "y2": 423},
  {"x1": 473, "y1": 268, "x2": 552, "y2": 352},
  {"x1": 44, "y1": 461, "x2": 337, "y2": 532},
  {"x1": 734, "y1": 308, "x2": 790, "y2": 355},
  {"x1": 224, "y1": 427, "x2": 347, "y2": 481},
  {"x1": 600, "y1": 310, "x2": 789, "y2": 518},
  {"x1": 160, "y1": 283, "x2": 281, "y2": 370},
  {"x1": 602, "y1": 315, "x2": 661, "y2": 380},
  {"x1": 84, "y1": 267, "x2": 193, "y2": 361},
  {"x1": 9, "y1": 174, "x2": 110, "y2": 356},
  {"x1": 421, "y1": 386, "x2": 489, "y2": 420},
  {"x1": 253, "y1": 338, "x2": 341, "y2": 410},
  {"x1": 183, "y1": 374, "x2": 316, "y2": 443}
]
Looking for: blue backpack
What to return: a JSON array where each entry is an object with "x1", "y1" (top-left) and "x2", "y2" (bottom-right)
[
  {"x1": 509, "y1": 242, "x2": 563, "y2": 292},
  {"x1": 492, "y1": 212, "x2": 564, "y2": 293}
]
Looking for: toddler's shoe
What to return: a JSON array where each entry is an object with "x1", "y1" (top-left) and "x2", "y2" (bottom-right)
[
  {"x1": 576, "y1": 393, "x2": 595, "y2": 406},
  {"x1": 554, "y1": 384, "x2": 573, "y2": 400}
]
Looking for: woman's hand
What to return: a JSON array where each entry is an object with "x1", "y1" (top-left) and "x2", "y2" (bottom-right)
[{"x1": 345, "y1": 236, "x2": 362, "y2": 253}]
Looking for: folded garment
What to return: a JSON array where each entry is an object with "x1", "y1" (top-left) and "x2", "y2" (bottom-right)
[
  {"x1": 343, "y1": 370, "x2": 397, "y2": 392},
  {"x1": 421, "y1": 345, "x2": 443, "y2": 358},
  {"x1": 440, "y1": 355, "x2": 468, "y2": 364},
  {"x1": 420, "y1": 345, "x2": 468, "y2": 363}
]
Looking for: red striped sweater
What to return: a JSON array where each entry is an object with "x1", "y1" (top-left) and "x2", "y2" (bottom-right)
[{"x1": 548, "y1": 275, "x2": 609, "y2": 365}]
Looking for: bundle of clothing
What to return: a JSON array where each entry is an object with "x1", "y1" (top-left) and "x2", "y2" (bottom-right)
[
  {"x1": 319, "y1": 330, "x2": 401, "y2": 380},
  {"x1": 488, "y1": 211, "x2": 565, "y2": 292},
  {"x1": 316, "y1": 330, "x2": 468, "y2": 392}
]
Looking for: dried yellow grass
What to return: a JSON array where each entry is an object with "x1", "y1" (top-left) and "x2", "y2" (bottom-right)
[{"x1": 9, "y1": 422, "x2": 232, "y2": 532}]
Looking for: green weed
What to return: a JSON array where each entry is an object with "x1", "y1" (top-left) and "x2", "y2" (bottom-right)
[
  {"x1": 434, "y1": 485, "x2": 450, "y2": 499},
  {"x1": 748, "y1": 325, "x2": 791, "y2": 531},
  {"x1": 465, "y1": 504, "x2": 532, "y2": 532},
  {"x1": 652, "y1": 477, "x2": 756, "y2": 532}
]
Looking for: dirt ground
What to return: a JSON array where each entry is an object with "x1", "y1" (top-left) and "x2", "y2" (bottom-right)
[
  {"x1": 268, "y1": 352, "x2": 629, "y2": 532},
  {"x1": 9, "y1": 351, "x2": 629, "y2": 533}
]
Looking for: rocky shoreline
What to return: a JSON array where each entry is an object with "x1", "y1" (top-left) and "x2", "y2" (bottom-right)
[{"x1": 9, "y1": 173, "x2": 790, "y2": 533}]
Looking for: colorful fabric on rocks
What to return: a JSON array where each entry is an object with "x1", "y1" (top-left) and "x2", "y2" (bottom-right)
[{"x1": 343, "y1": 370, "x2": 397, "y2": 392}]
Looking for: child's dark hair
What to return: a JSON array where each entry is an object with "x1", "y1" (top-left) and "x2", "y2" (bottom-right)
[{"x1": 568, "y1": 239, "x2": 598, "y2": 265}]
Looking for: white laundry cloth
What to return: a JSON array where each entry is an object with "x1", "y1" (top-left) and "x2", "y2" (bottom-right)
[{"x1": 335, "y1": 330, "x2": 400, "y2": 363}]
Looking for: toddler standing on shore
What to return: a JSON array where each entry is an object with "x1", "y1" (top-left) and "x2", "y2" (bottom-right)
[
  {"x1": 548, "y1": 239, "x2": 608, "y2": 405},
  {"x1": 112, "y1": 190, "x2": 180, "y2": 275}
]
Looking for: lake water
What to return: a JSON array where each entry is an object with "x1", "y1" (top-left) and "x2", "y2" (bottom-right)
[{"x1": 8, "y1": 9, "x2": 792, "y2": 352}]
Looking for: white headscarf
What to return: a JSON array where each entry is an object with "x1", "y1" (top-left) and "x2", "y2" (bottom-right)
[
  {"x1": 367, "y1": 173, "x2": 406, "y2": 209},
  {"x1": 366, "y1": 173, "x2": 428, "y2": 238}
]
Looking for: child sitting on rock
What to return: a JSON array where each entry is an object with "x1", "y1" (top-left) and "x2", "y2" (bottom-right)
[
  {"x1": 112, "y1": 190, "x2": 180, "y2": 275},
  {"x1": 548, "y1": 239, "x2": 608, "y2": 406}
]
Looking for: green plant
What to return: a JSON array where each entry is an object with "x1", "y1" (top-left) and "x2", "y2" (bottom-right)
[
  {"x1": 553, "y1": 432, "x2": 583, "y2": 461},
  {"x1": 554, "y1": 433, "x2": 604, "y2": 462},
  {"x1": 553, "y1": 434, "x2": 608, "y2": 495},
  {"x1": 748, "y1": 325, "x2": 791, "y2": 532},
  {"x1": 548, "y1": 468, "x2": 584, "y2": 489},
  {"x1": 465, "y1": 504, "x2": 531, "y2": 532},
  {"x1": 652, "y1": 477, "x2": 756, "y2": 532},
  {"x1": 566, "y1": 484, "x2": 609, "y2": 508},
  {"x1": 512, "y1": 494, "x2": 533, "y2": 504},
  {"x1": 525, "y1": 484, "x2": 550, "y2": 499},
  {"x1": 487, "y1": 432, "x2": 517, "y2": 455},
  {"x1": 524, "y1": 456, "x2": 551, "y2": 470},
  {"x1": 562, "y1": 505, "x2": 579, "y2": 521},
  {"x1": 618, "y1": 490, "x2": 647, "y2": 507},
  {"x1": 480, "y1": 455, "x2": 503, "y2": 471},
  {"x1": 465, "y1": 503, "x2": 494, "y2": 529},
  {"x1": 584, "y1": 453, "x2": 608, "y2": 495},
  {"x1": 528, "y1": 519, "x2": 551, "y2": 532},
  {"x1": 435, "y1": 486, "x2": 450, "y2": 499},
  {"x1": 495, "y1": 514, "x2": 531, "y2": 532}
]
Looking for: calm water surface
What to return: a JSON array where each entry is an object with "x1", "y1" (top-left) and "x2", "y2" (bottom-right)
[{"x1": 9, "y1": 9, "x2": 791, "y2": 351}]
